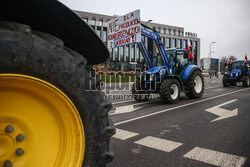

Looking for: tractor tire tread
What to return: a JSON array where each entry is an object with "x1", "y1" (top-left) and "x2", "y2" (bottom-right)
[{"x1": 0, "y1": 22, "x2": 115, "y2": 167}]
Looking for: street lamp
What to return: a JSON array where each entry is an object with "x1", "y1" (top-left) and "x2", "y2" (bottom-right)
[{"x1": 209, "y1": 41, "x2": 216, "y2": 78}]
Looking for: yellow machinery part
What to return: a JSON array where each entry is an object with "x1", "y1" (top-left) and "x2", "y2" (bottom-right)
[{"x1": 0, "y1": 74, "x2": 84, "y2": 167}]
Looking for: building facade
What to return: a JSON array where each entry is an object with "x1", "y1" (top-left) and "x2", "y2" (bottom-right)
[
  {"x1": 200, "y1": 57, "x2": 220, "y2": 74},
  {"x1": 75, "y1": 10, "x2": 201, "y2": 71}
]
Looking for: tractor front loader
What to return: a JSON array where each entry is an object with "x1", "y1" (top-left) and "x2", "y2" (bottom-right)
[
  {"x1": 132, "y1": 24, "x2": 205, "y2": 104},
  {"x1": 0, "y1": 0, "x2": 115, "y2": 167}
]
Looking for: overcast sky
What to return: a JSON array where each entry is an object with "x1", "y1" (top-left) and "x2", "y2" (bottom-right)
[{"x1": 60, "y1": 0, "x2": 250, "y2": 60}]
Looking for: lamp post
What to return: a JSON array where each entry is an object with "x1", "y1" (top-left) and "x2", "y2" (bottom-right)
[{"x1": 209, "y1": 41, "x2": 216, "y2": 78}]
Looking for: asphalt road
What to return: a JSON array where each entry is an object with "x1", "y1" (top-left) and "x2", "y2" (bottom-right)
[{"x1": 106, "y1": 76, "x2": 250, "y2": 167}]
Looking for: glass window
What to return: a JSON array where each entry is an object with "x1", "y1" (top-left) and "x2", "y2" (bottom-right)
[
  {"x1": 98, "y1": 19, "x2": 103, "y2": 26},
  {"x1": 177, "y1": 39, "x2": 182, "y2": 49},
  {"x1": 109, "y1": 48, "x2": 113, "y2": 61},
  {"x1": 183, "y1": 40, "x2": 187, "y2": 49},
  {"x1": 120, "y1": 46, "x2": 124, "y2": 61},
  {"x1": 161, "y1": 37, "x2": 165, "y2": 47},
  {"x1": 131, "y1": 44, "x2": 135, "y2": 62},
  {"x1": 173, "y1": 30, "x2": 176, "y2": 36},
  {"x1": 82, "y1": 18, "x2": 88, "y2": 23},
  {"x1": 166, "y1": 38, "x2": 171, "y2": 48},
  {"x1": 152, "y1": 40, "x2": 165, "y2": 66},
  {"x1": 163, "y1": 28, "x2": 166, "y2": 34},
  {"x1": 91, "y1": 18, "x2": 96, "y2": 25},
  {"x1": 97, "y1": 27, "x2": 101, "y2": 38},
  {"x1": 103, "y1": 27, "x2": 107, "y2": 42},
  {"x1": 136, "y1": 45, "x2": 140, "y2": 62},
  {"x1": 115, "y1": 47, "x2": 119, "y2": 61},
  {"x1": 126, "y1": 45, "x2": 130, "y2": 62},
  {"x1": 232, "y1": 61, "x2": 245, "y2": 69},
  {"x1": 172, "y1": 38, "x2": 176, "y2": 48}
]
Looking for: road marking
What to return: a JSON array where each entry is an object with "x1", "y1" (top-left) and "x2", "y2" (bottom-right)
[
  {"x1": 112, "y1": 99, "x2": 135, "y2": 105},
  {"x1": 113, "y1": 129, "x2": 139, "y2": 140},
  {"x1": 115, "y1": 87, "x2": 250, "y2": 125},
  {"x1": 135, "y1": 136, "x2": 183, "y2": 152},
  {"x1": 205, "y1": 85, "x2": 222, "y2": 89},
  {"x1": 110, "y1": 100, "x2": 159, "y2": 115},
  {"x1": 183, "y1": 147, "x2": 247, "y2": 167},
  {"x1": 110, "y1": 105, "x2": 143, "y2": 115},
  {"x1": 206, "y1": 99, "x2": 238, "y2": 122}
]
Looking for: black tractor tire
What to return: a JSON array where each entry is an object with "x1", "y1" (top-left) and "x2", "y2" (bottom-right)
[
  {"x1": 185, "y1": 70, "x2": 205, "y2": 99},
  {"x1": 0, "y1": 22, "x2": 115, "y2": 167},
  {"x1": 160, "y1": 79, "x2": 180, "y2": 104},
  {"x1": 230, "y1": 80, "x2": 237, "y2": 86},
  {"x1": 131, "y1": 79, "x2": 147, "y2": 101},
  {"x1": 242, "y1": 75, "x2": 250, "y2": 87},
  {"x1": 222, "y1": 75, "x2": 230, "y2": 87}
]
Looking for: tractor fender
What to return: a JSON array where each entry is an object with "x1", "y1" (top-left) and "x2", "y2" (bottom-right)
[
  {"x1": 0, "y1": 0, "x2": 109, "y2": 65},
  {"x1": 182, "y1": 65, "x2": 201, "y2": 80}
]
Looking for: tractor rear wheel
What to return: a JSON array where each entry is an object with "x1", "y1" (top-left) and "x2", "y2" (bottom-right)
[
  {"x1": 160, "y1": 79, "x2": 180, "y2": 104},
  {"x1": 0, "y1": 22, "x2": 115, "y2": 167},
  {"x1": 242, "y1": 75, "x2": 250, "y2": 87},
  {"x1": 222, "y1": 75, "x2": 230, "y2": 87},
  {"x1": 185, "y1": 70, "x2": 204, "y2": 99}
]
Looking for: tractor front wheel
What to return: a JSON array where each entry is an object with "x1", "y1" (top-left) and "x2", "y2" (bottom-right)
[
  {"x1": 160, "y1": 79, "x2": 180, "y2": 104},
  {"x1": 0, "y1": 22, "x2": 115, "y2": 167},
  {"x1": 222, "y1": 75, "x2": 230, "y2": 87}
]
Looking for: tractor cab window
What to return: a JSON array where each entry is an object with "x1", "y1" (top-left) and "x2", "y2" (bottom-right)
[
  {"x1": 176, "y1": 51, "x2": 189, "y2": 67},
  {"x1": 166, "y1": 50, "x2": 189, "y2": 75},
  {"x1": 232, "y1": 61, "x2": 244, "y2": 69}
]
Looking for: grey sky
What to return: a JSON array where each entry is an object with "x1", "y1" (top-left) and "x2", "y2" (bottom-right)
[{"x1": 60, "y1": 0, "x2": 250, "y2": 60}]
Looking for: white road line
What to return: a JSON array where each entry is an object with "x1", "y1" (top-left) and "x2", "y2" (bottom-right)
[
  {"x1": 135, "y1": 136, "x2": 183, "y2": 152},
  {"x1": 114, "y1": 87, "x2": 250, "y2": 126},
  {"x1": 205, "y1": 85, "x2": 222, "y2": 89},
  {"x1": 113, "y1": 129, "x2": 139, "y2": 140},
  {"x1": 112, "y1": 99, "x2": 135, "y2": 105},
  {"x1": 183, "y1": 147, "x2": 247, "y2": 167}
]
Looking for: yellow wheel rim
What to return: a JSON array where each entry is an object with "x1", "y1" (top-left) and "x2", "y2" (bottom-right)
[{"x1": 0, "y1": 74, "x2": 84, "y2": 167}]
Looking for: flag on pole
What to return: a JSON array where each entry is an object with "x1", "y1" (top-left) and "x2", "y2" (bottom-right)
[
  {"x1": 245, "y1": 54, "x2": 248, "y2": 64},
  {"x1": 186, "y1": 39, "x2": 193, "y2": 61}
]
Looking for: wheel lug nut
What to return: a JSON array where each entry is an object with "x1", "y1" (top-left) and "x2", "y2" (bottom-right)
[
  {"x1": 16, "y1": 134, "x2": 25, "y2": 141},
  {"x1": 16, "y1": 148, "x2": 24, "y2": 156},
  {"x1": 5, "y1": 125, "x2": 14, "y2": 133},
  {"x1": 4, "y1": 160, "x2": 12, "y2": 167}
]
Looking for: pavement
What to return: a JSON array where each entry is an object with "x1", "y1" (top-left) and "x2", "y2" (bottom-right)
[{"x1": 106, "y1": 76, "x2": 250, "y2": 167}]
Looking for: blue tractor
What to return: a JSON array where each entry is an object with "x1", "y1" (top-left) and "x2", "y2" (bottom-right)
[
  {"x1": 131, "y1": 24, "x2": 204, "y2": 104},
  {"x1": 223, "y1": 59, "x2": 250, "y2": 87}
]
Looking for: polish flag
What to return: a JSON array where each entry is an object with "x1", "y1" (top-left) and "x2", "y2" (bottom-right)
[
  {"x1": 245, "y1": 54, "x2": 248, "y2": 64},
  {"x1": 186, "y1": 39, "x2": 193, "y2": 61}
]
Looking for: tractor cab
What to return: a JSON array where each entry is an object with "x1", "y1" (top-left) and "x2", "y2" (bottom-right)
[
  {"x1": 227, "y1": 60, "x2": 247, "y2": 78},
  {"x1": 166, "y1": 49, "x2": 190, "y2": 76}
]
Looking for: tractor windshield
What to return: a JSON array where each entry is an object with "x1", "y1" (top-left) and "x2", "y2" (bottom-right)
[
  {"x1": 166, "y1": 50, "x2": 189, "y2": 75},
  {"x1": 232, "y1": 61, "x2": 244, "y2": 69},
  {"x1": 176, "y1": 51, "x2": 189, "y2": 67}
]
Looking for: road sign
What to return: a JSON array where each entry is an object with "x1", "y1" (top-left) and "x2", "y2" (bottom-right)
[{"x1": 107, "y1": 10, "x2": 141, "y2": 49}]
